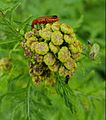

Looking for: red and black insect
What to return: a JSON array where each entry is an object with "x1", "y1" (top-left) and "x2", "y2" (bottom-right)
[{"x1": 31, "y1": 15, "x2": 60, "y2": 28}]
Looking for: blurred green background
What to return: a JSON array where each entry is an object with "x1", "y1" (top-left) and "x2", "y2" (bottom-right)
[{"x1": 0, "y1": 0, "x2": 105, "y2": 120}]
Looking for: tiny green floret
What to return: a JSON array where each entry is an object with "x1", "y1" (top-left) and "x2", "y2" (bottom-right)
[
  {"x1": 51, "y1": 31, "x2": 63, "y2": 45},
  {"x1": 44, "y1": 52, "x2": 56, "y2": 66},
  {"x1": 25, "y1": 31, "x2": 34, "y2": 40},
  {"x1": 64, "y1": 58, "x2": 77, "y2": 71},
  {"x1": 39, "y1": 28, "x2": 52, "y2": 41},
  {"x1": 64, "y1": 33, "x2": 76, "y2": 44},
  {"x1": 69, "y1": 40, "x2": 82, "y2": 53},
  {"x1": 51, "y1": 22, "x2": 61, "y2": 31},
  {"x1": 58, "y1": 46, "x2": 71, "y2": 63},
  {"x1": 49, "y1": 42, "x2": 59, "y2": 54},
  {"x1": 35, "y1": 42, "x2": 49, "y2": 55},
  {"x1": 60, "y1": 23, "x2": 73, "y2": 34}
]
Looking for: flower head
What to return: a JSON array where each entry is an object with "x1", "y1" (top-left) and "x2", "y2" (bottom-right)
[{"x1": 21, "y1": 22, "x2": 82, "y2": 85}]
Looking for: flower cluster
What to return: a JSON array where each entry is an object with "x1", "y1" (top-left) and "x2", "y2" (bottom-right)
[{"x1": 21, "y1": 22, "x2": 82, "y2": 85}]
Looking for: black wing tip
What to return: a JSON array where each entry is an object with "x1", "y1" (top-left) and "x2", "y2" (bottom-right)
[{"x1": 52, "y1": 15, "x2": 58, "y2": 18}]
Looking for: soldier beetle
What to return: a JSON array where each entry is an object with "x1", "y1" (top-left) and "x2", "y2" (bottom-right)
[{"x1": 31, "y1": 15, "x2": 60, "y2": 28}]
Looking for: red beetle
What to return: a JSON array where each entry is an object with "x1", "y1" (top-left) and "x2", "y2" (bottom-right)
[{"x1": 31, "y1": 15, "x2": 60, "y2": 28}]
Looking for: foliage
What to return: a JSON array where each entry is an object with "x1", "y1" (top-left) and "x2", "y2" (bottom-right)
[{"x1": 0, "y1": 0, "x2": 105, "y2": 120}]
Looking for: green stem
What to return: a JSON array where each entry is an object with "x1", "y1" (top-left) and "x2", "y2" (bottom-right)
[
  {"x1": 26, "y1": 79, "x2": 31, "y2": 120},
  {"x1": 9, "y1": 42, "x2": 20, "y2": 58},
  {"x1": 54, "y1": 73, "x2": 76, "y2": 114}
]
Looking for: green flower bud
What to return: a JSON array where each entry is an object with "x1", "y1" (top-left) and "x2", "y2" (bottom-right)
[
  {"x1": 32, "y1": 75, "x2": 42, "y2": 85},
  {"x1": 25, "y1": 31, "x2": 34, "y2": 40},
  {"x1": 21, "y1": 40, "x2": 26, "y2": 48},
  {"x1": 59, "y1": 66, "x2": 66, "y2": 77},
  {"x1": 39, "y1": 28, "x2": 52, "y2": 41},
  {"x1": 64, "y1": 33, "x2": 76, "y2": 44},
  {"x1": 28, "y1": 36, "x2": 38, "y2": 41},
  {"x1": 24, "y1": 48, "x2": 32, "y2": 57},
  {"x1": 89, "y1": 43, "x2": 100, "y2": 60},
  {"x1": 26, "y1": 36, "x2": 38, "y2": 47},
  {"x1": 45, "y1": 23, "x2": 52, "y2": 29},
  {"x1": 30, "y1": 42, "x2": 38, "y2": 51},
  {"x1": 64, "y1": 58, "x2": 77, "y2": 71},
  {"x1": 48, "y1": 62, "x2": 59, "y2": 72},
  {"x1": 35, "y1": 42, "x2": 49, "y2": 55},
  {"x1": 49, "y1": 42, "x2": 59, "y2": 54},
  {"x1": 26, "y1": 40, "x2": 32, "y2": 48},
  {"x1": 60, "y1": 23, "x2": 73, "y2": 34},
  {"x1": 33, "y1": 64, "x2": 43, "y2": 76},
  {"x1": 45, "y1": 76, "x2": 56, "y2": 86},
  {"x1": 44, "y1": 53, "x2": 56, "y2": 66},
  {"x1": 58, "y1": 47, "x2": 71, "y2": 63},
  {"x1": 51, "y1": 22, "x2": 61, "y2": 31},
  {"x1": 59, "y1": 66, "x2": 72, "y2": 77},
  {"x1": 32, "y1": 28, "x2": 40, "y2": 38},
  {"x1": 69, "y1": 40, "x2": 82, "y2": 53},
  {"x1": 33, "y1": 54, "x2": 43, "y2": 63},
  {"x1": 72, "y1": 53, "x2": 81, "y2": 61},
  {"x1": 51, "y1": 31, "x2": 63, "y2": 45}
]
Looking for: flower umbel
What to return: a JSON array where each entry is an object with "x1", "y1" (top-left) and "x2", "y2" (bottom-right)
[{"x1": 21, "y1": 22, "x2": 82, "y2": 85}]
